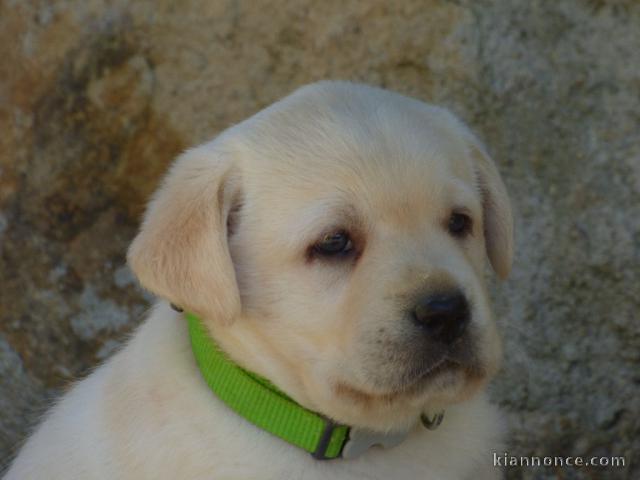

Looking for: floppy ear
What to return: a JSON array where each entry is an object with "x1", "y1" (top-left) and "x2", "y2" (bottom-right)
[
  {"x1": 467, "y1": 137, "x2": 514, "y2": 279},
  {"x1": 127, "y1": 143, "x2": 242, "y2": 323}
]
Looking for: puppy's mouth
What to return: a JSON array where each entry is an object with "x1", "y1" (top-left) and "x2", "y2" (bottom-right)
[
  {"x1": 394, "y1": 353, "x2": 484, "y2": 394},
  {"x1": 335, "y1": 354, "x2": 485, "y2": 405},
  {"x1": 403, "y1": 356, "x2": 457, "y2": 387}
]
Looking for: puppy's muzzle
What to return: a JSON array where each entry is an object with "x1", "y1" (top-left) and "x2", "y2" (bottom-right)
[{"x1": 410, "y1": 291, "x2": 470, "y2": 345}]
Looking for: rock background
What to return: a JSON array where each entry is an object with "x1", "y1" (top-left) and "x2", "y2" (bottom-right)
[{"x1": 1, "y1": 0, "x2": 638, "y2": 478}]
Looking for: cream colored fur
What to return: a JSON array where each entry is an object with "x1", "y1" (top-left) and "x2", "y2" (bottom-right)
[{"x1": 5, "y1": 81, "x2": 513, "y2": 480}]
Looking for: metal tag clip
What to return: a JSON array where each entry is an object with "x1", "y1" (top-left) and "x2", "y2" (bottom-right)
[{"x1": 420, "y1": 410, "x2": 445, "y2": 430}]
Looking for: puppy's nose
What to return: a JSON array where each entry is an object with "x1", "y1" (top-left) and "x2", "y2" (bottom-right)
[{"x1": 411, "y1": 292, "x2": 470, "y2": 344}]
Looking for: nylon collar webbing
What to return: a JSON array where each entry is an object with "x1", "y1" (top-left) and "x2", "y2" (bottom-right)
[{"x1": 186, "y1": 312, "x2": 349, "y2": 459}]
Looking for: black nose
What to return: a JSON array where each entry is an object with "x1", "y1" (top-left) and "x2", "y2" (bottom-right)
[{"x1": 411, "y1": 292, "x2": 470, "y2": 344}]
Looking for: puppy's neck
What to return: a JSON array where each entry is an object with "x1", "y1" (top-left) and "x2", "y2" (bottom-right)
[{"x1": 185, "y1": 311, "x2": 446, "y2": 460}]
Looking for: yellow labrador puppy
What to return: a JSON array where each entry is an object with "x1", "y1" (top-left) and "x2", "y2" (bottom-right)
[{"x1": 5, "y1": 81, "x2": 512, "y2": 480}]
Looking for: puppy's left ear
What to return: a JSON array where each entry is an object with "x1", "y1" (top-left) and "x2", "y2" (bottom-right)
[
  {"x1": 127, "y1": 142, "x2": 242, "y2": 323},
  {"x1": 466, "y1": 134, "x2": 514, "y2": 279}
]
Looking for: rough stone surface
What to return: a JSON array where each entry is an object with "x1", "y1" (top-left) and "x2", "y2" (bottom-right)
[{"x1": 1, "y1": 1, "x2": 638, "y2": 478}]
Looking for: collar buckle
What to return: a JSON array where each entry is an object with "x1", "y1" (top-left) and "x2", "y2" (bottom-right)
[
  {"x1": 340, "y1": 427, "x2": 410, "y2": 460},
  {"x1": 312, "y1": 420, "x2": 410, "y2": 460}
]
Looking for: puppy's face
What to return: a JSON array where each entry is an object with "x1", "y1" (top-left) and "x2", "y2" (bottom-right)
[{"x1": 129, "y1": 82, "x2": 513, "y2": 431}]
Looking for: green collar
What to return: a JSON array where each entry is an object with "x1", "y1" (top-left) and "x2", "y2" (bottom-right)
[{"x1": 186, "y1": 312, "x2": 443, "y2": 460}]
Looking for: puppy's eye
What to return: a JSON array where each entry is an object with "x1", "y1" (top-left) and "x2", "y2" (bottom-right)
[
  {"x1": 313, "y1": 230, "x2": 353, "y2": 257},
  {"x1": 448, "y1": 212, "x2": 472, "y2": 238}
]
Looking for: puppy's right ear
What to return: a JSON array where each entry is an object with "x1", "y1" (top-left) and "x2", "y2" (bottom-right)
[{"x1": 127, "y1": 143, "x2": 242, "y2": 324}]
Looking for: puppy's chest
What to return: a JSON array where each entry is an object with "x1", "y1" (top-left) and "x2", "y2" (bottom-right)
[
  {"x1": 179, "y1": 420, "x2": 472, "y2": 480},
  {"x1": 202, "y1": 444, "x2": 448, "y2": 480}
]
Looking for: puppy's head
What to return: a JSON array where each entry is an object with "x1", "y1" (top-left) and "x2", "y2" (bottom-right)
[{"x1": 129, "y1": 82, "x2": 513, "y2": 431}]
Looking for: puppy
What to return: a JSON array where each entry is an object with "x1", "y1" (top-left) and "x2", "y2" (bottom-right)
[{"x1": 5, "y1": 81, "x2": 513, "y2": 480}]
